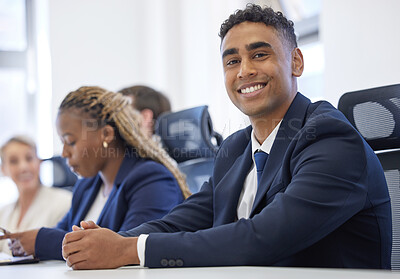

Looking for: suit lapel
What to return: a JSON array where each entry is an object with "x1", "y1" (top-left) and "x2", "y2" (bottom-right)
[
  {"x1": 214, "y1": 141, "x2": 253, "y2": 225},
  {"x1": 96, "y1": 153, "x2": 138, "y2": 226},
  {"x1": 250, "y1": 93, "x2": 311, "y2": 216},
  {"x1": 250, "y1": 127, "x2": 290, "y2": 215}
]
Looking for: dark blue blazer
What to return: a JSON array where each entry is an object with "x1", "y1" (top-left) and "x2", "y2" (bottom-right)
[
  {"x1": 121, "y1": 93, "x2": 392, "y2": 269},
  {"x1": 35, "y1": 150, "x2": 184, "y2": 260}
]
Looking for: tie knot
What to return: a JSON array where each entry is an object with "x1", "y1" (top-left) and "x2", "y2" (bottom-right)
[{"x1": 254, "y1": 151, "x2": 269, "y2": 173}]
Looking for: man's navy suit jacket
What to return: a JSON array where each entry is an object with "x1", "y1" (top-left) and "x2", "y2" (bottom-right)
[
  {"x1": 121, "y1": 93, "x2": 392, "y2": 269},
  {"x1": 35, "y1": 150, "x2": 184, "y2": 260}
]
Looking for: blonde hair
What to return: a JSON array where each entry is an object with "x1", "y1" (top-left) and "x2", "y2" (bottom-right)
[
  {"x1": 59, "y1": 86, "x2": 191, "y2": 199},
  {"x1": 0, "y1": 135, "x2": 38, "y2": 162}
]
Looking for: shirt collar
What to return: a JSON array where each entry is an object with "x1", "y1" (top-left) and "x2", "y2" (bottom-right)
[{"x1": 251, "y1": 120, "x2": 282, "y2": 158}]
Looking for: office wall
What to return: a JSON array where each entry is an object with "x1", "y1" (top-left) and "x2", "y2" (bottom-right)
[
  {"x1": 48, "y1": 0, "x2": 250, "y2": 154},
  {"x1": 321, "y1": 0, "x2": 400, "y2": 106},
  {"x1": 48, "y1": 0, "x2": 400, "y2": 154}
]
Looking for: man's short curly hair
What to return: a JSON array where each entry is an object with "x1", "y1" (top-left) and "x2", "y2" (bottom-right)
[{"x1": 219, "y1": 3, "x2": 297, "y2": 48}]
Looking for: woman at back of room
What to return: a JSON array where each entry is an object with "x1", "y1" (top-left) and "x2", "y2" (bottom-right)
[{"x1": 0, "y1": 135, "x2": 72, "y2": 255}]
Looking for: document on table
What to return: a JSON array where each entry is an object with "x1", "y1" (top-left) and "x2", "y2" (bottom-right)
[{"x1": 0, "y1": 252, "x2": 39, "y2": 265}]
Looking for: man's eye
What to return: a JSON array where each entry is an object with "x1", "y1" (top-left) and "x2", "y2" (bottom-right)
[
  {"x1": 226, "y1": 59, "x2": 240, "y2": 66},
  {"x1": 254, "y1": 53, "x2": 267, "y2": 59}
]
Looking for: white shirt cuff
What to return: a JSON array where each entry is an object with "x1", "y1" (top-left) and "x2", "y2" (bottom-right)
[{"x1": 137, "y1": 234, "x2": 149, "y2": 267}]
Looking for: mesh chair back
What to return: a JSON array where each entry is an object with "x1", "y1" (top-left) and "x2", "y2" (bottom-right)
[
  {"x1": 338, "y1": 84, "x2": 400, "y2": 151},
  {"x1": 338, "y1": 84, "x2": 400, "y2": 270},
  {"x1": 156, "y1": 106, "x2": 222, "y2": 192},
  {"x1": 156, "y1": 106, "x2": 222, "y2": 163},
  {"x1": 41, "y1": 156, "x2": 77, "y2": 191}
]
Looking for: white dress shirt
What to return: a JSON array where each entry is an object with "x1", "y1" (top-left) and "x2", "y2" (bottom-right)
[
  {"x1": 83, "y1": 183, "x2": 109, "y2": 222},
  {"x1": 137, "y1": 121, "x2": 282, "y2": 266},
  {"x1": 237, "y1": 121, "x2": 281, "y2": 219}
]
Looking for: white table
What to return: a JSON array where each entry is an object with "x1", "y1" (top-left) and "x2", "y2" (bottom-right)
[{"x1": 1, "y1": 261, "x2": 399, "y2": 279}]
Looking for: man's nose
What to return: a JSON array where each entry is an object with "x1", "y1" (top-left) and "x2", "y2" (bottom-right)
[{"x1": 237, "y1": 59, "x2": 257, "y2": 79}]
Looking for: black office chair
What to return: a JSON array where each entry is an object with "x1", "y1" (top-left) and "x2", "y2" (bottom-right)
[
  {"x1": 155, "y1": 105, "x2": 223, "y2": 193},
  {"x1": 41, "y1": 156, "x2": 78, "y2": 191},
  {"x1": 338, "y1": 83, "x2": 400, "y2": 270}
]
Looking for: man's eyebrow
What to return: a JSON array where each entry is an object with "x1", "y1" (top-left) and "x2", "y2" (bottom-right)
[
  {"x1": 246, "y1": 41, "x2": 272, "y2": 51},
  {"x1": 222, "y1": 42, "x2": 272, "y2": 58},
  {"x1": 222, "y1": 48, "x2": 238, "y2": 59}
]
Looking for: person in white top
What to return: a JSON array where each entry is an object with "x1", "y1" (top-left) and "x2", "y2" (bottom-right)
[{"x1": 0, "y1": 135, "x2": 72, "y2": 255}]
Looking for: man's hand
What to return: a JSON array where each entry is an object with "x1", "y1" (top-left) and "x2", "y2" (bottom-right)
[
  {"x1": 62, "y1": 226, "x2": 140, "y2": 270},
  {"x1": 0, "y1": 229, "x2": 39, "y2": 256},
  {"x1": 71, "y1": 220, "x2": 100, "y2": 232}
]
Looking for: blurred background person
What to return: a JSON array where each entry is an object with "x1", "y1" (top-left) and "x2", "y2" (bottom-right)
[
  {"x1": 119, "y1": 85, "x2": 171, "y2": 140},
  {"x1": 0, "y1": 86, "x2": 190, "y2": 260},
  {"x1": 0, "y1": 135, "x2": 72, "y2": 255}
]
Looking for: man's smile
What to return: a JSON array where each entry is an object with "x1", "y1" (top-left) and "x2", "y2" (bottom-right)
[{"x1": 237, "y1": 83, "x2": 266, "y2": 94}]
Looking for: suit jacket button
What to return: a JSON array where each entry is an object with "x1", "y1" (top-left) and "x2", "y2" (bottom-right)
[
  {"x1": 161, "y1": 259, "x2": 168, "y2": 267},
  {"x1": 168, "y1": 259, "x2": 176, "y2": 267},
  {"x1": 176, "y1": 259, "x2": 183, "y2": 267}
]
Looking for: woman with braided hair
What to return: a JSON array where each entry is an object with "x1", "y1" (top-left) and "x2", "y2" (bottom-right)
[{"x1": 1, "y1": 86, "x2": 190, "y2": 261}]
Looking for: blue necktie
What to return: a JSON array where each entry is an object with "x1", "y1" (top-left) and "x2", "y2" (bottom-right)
[{"x1": 254, "y1": 151, "x2": 269, "y2": 185}]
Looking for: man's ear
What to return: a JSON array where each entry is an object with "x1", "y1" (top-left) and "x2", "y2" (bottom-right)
[
  {"x1": 292, "y1": 48, "x2": 304, "y2": 77},
  {"x1": 140, "y1": 109, "x2": 154, "y2": 125},
  {"x1": 140, "y1": 109, "x2": 155, "y2": 138},
  {"x1": 101, "y1": 125, "x2": 115, "y2": 145}
]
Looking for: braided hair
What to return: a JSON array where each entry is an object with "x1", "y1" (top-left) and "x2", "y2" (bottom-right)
[{"x1": 59, "y1": 86, "x2": 191, "y2": 199}]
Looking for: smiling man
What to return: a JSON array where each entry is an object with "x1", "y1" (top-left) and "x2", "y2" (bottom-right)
[{"x1": 62, "y1": 4, "x2": 392, "y2": 269}]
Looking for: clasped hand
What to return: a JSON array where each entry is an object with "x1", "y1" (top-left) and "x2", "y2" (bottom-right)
[{"x1": 62, "y1": 221, "x2": 139, "y2": 270}]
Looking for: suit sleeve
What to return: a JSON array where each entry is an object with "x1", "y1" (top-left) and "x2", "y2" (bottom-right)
[
  {"x1": 117, "y1": 162, "x2": 190, "y2": 232},
  {"x1": 141, "y1": 116, "x2": 375, "y2": 267},
  {"x1": 119, "y1": 176, "x2": 215, "y2": 237},
  {"x1": 119, "y1": 134, "x2": 242, "y2": 237},
  {"x1": 34, "y1": 227, "x2": 68, "y2": 260},
  {"x1": 34, "y1": 181, "x2": 84, "y2": 260}
]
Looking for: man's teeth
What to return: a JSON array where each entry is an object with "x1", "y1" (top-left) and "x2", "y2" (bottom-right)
[{"x1": 240, "y1": 84, "x2": 265, "y2": 94}]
